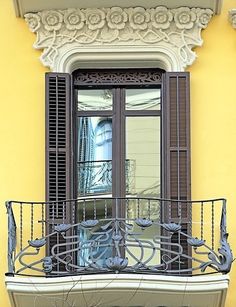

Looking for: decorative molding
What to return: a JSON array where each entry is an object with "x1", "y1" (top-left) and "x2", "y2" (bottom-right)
[
  {"x1": 6, "y1": 274, "x2": 229, "y2": 307},
  {"x1": 229, "y1": 9, "x2": 236, "y2": 28},
  {"x1": 73, "y1": 69, "x2": 163, "y2": 85},
  {"x1": 25, "y1": 7, "x2": 213, "y2": 72}
]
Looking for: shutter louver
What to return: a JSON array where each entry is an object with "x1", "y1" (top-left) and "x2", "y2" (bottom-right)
[
  {"x1": 46, "y1": 73, "x2": 73, "y2": 272},
  {"x1": 162, "y1": 72, "x2": 191, "y2": 272}
]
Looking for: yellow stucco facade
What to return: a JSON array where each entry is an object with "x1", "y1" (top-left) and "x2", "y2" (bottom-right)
[{"x1": 0, "y1": 0, "x2": 236, "y2": 306}]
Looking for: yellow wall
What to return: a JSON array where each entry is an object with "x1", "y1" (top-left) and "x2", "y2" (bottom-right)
[
  {"x1": 0, "y1": 1, "x2": 48, "y2": 305},
  {"x1": 188, "y1": 1, "x2": 236, "y2": 305},
  {"x1": 0, "y1": 0, "x2": 236, "y2": 306}
]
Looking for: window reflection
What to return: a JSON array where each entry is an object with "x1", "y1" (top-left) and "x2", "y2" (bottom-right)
[
  {"x1": 126, "y1": 89, "x2": 161, "y2": 110},
  {"x1": 77, "y1": 117, "x2": 112, "y2": 196},
  {"x1": 77, "y1": 89, "x2": 112, "y2": 111}
]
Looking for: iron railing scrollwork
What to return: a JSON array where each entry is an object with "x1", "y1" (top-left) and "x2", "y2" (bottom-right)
[{"x1": 5, "y1": 197, "x2": 233, "y2": 277}]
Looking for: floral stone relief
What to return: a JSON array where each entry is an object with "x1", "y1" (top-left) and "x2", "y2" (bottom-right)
[{"x1": 25, "y1": 6, "x2": 213, "y2": 70}]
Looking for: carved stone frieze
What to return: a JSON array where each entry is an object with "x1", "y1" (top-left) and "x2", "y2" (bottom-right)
[{"x1": 25, "y1": 6, "x2": 213, "y2": 71}]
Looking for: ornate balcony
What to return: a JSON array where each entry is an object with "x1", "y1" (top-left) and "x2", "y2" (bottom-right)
[{"x1": 6, "y1": 197, "x2": 233, "y2": 277}]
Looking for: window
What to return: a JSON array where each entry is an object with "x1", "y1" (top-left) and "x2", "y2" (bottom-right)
[
  {"x1": 45, "y1": 69, "x2": 191, "y2": 270},
  {"x1": 75, "y1": 76, "x2": 161, "y2": 201}
]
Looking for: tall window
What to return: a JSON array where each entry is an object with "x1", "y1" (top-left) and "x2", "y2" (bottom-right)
[
  {"x1": 45, "y1": 69, "x2": 191, "y2": 269},
  {"x1": 74, "y1": 71, "x2": 163, "y2": 202}
]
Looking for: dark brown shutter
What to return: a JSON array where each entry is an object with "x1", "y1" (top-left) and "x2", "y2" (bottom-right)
[
  {"x1": 45, "y1": 73, "x2": 74, "y2": 271},
  {"x1": 162, "y1": 72, "x2": 191, "y2": 272}
]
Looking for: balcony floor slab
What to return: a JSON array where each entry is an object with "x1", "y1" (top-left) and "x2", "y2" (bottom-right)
[{"x1": 6, "y1": 273, "x2": 229, "y2": 307}]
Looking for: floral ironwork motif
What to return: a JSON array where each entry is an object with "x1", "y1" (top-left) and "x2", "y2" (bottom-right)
[
  {"x1": 135, "y1": 218, "x2": 152, "y2": 228},
  {"x1": 80, "y1": 219, "x2": 99, "y2": 228},
  {"x1": 24, "y1": 6, "x2": 213, "y2": 69},
  {"x1": 106, "y1": 257, "x2": 128, "y2": 271},
  {"x1": 187, "y1": 237, "x2": 205, "y2": 247},
  {"x1": 6, "y1": 197, "x2": 233, "y2": 276},
  {"x1": 162, "y1": 223, "x2": 181, "y2": 233},
  {"x1": 28, "y1": 238, "x2": 46, "y2": 248},
  {"x1": 54, "y1": 224, "x2": 71, "y2": 233}
]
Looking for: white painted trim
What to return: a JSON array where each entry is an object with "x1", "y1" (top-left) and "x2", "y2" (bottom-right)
[
  {"x1": 6, "y1": 274, "x2": 230, "y2": 307},
  {"x1": 6, "y1": 273, "x2": 230, "y2": 292},
  {"x1": 13, "y1": 0, "x2": 223, "y2": 17},
  {"x1": 55, "y1": 46, "x2": 180, "y2": 73},
  {"x1": 24, "y1": 7, "x2": 213, "y2": 72}
]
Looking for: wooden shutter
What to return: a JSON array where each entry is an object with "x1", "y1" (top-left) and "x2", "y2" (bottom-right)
[
  {"x1": 162, "y1": 72, "x2": 191, "y2": 272},
  {"x1": 45, "y1": 73, "x2": 74, "y2": 272}
]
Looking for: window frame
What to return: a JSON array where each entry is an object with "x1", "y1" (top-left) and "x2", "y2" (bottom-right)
[
  {"x1": 75, "y1": 88, "x2": 161, "y2": 201},
  {"x1": 45, "y1": 69, "x2": 191, "y2": 271}
]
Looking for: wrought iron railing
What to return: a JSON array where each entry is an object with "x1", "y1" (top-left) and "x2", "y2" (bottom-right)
[{"x1": 6, "y1": 197, "x2": 233, "y2": 277}]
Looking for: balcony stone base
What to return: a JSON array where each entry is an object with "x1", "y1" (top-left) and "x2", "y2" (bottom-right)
[{"x1": 6, "y1": 273, "x2": 229, "y2": 307}]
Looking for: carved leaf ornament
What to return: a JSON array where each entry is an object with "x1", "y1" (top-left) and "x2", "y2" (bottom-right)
[{"x1": 25, "y1": 7, "x2": 213, "y2": 69}]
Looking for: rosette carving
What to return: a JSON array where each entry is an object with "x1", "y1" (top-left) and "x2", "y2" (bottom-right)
[
  {"x1": 107, "y1": 7, "x2": 128, "y2": 29},
  {"x1": 85, "y1": 9, "x2": 106, "y2": 30},
  {"x1": 174, "y1": 7, "x2": 196, "y2": 30},
  {"x1": 25, "y1": 13, "x2": 41, "y2": 32},
  {"x1": 150, "y1": 7, "x2": 173, "y2": 29},
  {"x1": 196, "y1": 8, "x2": 213, "y2": 29},
  {"x1": 24, "y1": 6, "x2": 213, "y2": 70},
  {"x1": 41, "y1": 10, "x2": 63, "y2": 31},
  {"x1": 64, "y1": 9, "x2": 85, "y2": 30},
  {"x1": 128, "y1": 7, "x2": 150, "y2": 30}
]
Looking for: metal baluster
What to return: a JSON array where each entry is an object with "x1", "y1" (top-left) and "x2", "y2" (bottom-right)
[
  {"x1": 212, "y1": 201, "x2": 214, "y2": 250},
  {"x1": 137, "y1": 198, "x2": 140, "y2": 218},
  {"x1": 62, "y1": 201, "x2": 65, "y2": 224},
  {"x1": 168, "y1": 200, "x2": 171, "y2": 224},
  {"x1": 56, "y1": 199, "x2": 58, "y2": 218},
  {"x1": 148, "y1": 199, "x2": 151, "y2": 220},
  {"x1": 115, "y1": 198, "x2": 118, "y2": 219},
  {"x1": 77, "y1": 199, "x2": 80, "y2": 222},
  {"x1": 178, "y1": 200, "x2": 181, "y2": 223},
  {"x1": 83, "y1": 200, "x2": 86, "y2": 221},
  {"x1": 189, "y1": 200, "x2": 192, "y2": 239},
  {"x1": 72, "y1": 200, "x2": 75, "y2": 269},
  {"x1": 72, "y1": 200, "x2": 76, "y2": 225},
  {"x1": 104, "y1": 199, "x2": 107, "y2": 219},
  {"x1": 178, "y1": 227, "x2": 181, "y2": 274},
  {"x1": 41, "y1": 203, "x2": 45, "y2": 238},
  {"x1": 31, "y1": 203, "x2": 34, "y2": 241},
  {"x1": 52, "y1": 202, "x2": 55, "y2": 224},
  {"x1": 126, "y1": 198, "x2": 129, "y2": 220},
  {"x1": 94, "y1": 199, "x2": 96, "y2": 220},
  {"x1": 20, "y1": 202, "x2": 23, "y2": 251},
  {"x1": 201, "y1": 201, "x2": 204, "y2": 240}
]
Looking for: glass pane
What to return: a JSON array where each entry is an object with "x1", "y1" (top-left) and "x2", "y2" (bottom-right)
[
  {"x1": 126, "y1": 117, "x2": 161, "y2": 266},
  {"x1": 76, "y1": 89, "x2": 112, "y2": 111},
  {"x1": 126, "y1": 88, "x2": 161, "y2": 110},
  {"x1": 77, "y1": 117, "x2": 112, "y2": 196},
  {"x1": 126, "y1": 117, "x2": 161, "y2": 198}
]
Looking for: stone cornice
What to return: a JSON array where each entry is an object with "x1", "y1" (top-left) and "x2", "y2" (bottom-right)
[{"x1": 25, "y1": 7, "x2": 213, "y2": 71}]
